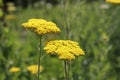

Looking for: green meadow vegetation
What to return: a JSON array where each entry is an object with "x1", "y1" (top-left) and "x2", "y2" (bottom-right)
[{"x1": 0, "y1": 0, "x2": 120, "y2": 80}]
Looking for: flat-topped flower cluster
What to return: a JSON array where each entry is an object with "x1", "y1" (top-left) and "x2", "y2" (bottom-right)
[
  {"x1": 22, "y1": 19, "x2": 61, "y2": 35},
  {"x1": 44, "y1": 40, "x2": 85, "y2": 60}
]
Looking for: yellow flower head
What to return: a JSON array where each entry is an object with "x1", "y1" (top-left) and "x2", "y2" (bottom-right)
[
  {"x1": 44, "y1": 40, "x2": 85, "y2": 61},
  {"x1": 27, "y1": 65, "x2": 43, "y2": 74},
  {"x1": 9, "y1": 67, "x2": 21, "y2": 73},
  {"x1": 22, "y1": 19, "x2": 61, "y2": 35},
  {"x1": 106, "y1": 0, "x2": 120, "y2": 4}
]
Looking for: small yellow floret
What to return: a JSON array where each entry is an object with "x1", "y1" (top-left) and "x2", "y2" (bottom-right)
[
  {"x1": 9, "y1": 67, "x2": 21, "y2": 73},
  {"x1": 59, "y1": 53, "x2": 75, "y2": 60},
  {"x1": 27, "y1": 65, "x2": 43, "y2": 74}
]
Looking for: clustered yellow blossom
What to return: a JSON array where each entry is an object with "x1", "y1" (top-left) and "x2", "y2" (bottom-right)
[
  {"x1": 9, "y1": 67, "x2": 21, "y2": 73},
  {"x1": 44, "y1": 40, "x2": 85, "y2": 61},
  {"x1": 106, "y1": 0, "x2": 120, "y2": 4},
  {"x1": 27, "y1": 65, "x2": 43, "y2": 74},
  {"x1": 22, "y1": 19, "x2": 61, "y2": 35}
]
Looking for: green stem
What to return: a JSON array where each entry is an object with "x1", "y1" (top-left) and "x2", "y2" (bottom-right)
[
  {"x1": 62, "y1": 0, "x2": 70, "y2": 39},
  {"x1": 38, "y1": 36, "x2": 42, "y2": 80},
  {"x1": 64, "y1": 60, "x2": 69, "y2": 80}
]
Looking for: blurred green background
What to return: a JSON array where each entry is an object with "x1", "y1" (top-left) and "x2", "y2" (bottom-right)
[{"x1": 0, "y1": 0, "x2": 120, "y2": 80}]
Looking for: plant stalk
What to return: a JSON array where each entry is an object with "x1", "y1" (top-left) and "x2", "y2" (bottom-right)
[
  {"x1": 64, "y1": 60, "x2": 69, "y2": 80},
  {"x1": 62, "y1": 0, "x2": 70, "y2": 39},
  {"x1": 38, "y1": 35, "x2": 42, "y2": 80}
]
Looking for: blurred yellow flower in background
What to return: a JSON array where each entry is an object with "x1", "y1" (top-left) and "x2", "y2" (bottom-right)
[
  {"x1": 22, "y1": 19, "x2": 61, "y2": 35},
  {"x1": 106, "y1": 0, "x2": 120, "y2": 4},
  {"x1": 27, "y1": 65, "x2": 43, "y2": 74},
  {"x1": 7, "y1": 2, "x2": 16, "y2": 12},
  {"x1": 5, "y1": 14, "x2": 17, "y2": 21},
  {"x1": 44, "y1": 40, "x2": 85, "y2": 61},
  {"x1": 9, "y1": 67, "x2": 21, "y2": 73}
]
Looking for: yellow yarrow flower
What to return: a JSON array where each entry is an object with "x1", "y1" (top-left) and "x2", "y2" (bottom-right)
[
  {"x1": 27, "y1": 65, "x2": 43, "y2": 74},
  {"x1": 9, "y1": 67, "x2": 21, "y2": 73},
  {"x1": 106, "y1": 0, "x2": 120, "y2": 4},
  {"x1": 44, "y1": 40, "x2": 85, "y2": 61},
  {"x1": 22, "y1": 19, "x2": 61, "y2": 35}
]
